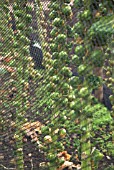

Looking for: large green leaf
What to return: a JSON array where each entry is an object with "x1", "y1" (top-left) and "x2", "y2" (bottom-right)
[
  {"x1": 89, "y1": 15, "x2": 114, "y2": 35},
  {"x1": 88, "y1": 15, "x2": 114, "y2": 45}
]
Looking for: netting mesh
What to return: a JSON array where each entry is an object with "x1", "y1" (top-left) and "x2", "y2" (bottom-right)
[{"x1": 0, "y1": 0, "x2": 114, "y2": 170}]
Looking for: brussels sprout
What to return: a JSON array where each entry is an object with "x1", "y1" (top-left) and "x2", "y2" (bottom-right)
[
  {"x1": 70, "y1": 101, "x2": 81, "y2": 110},
  {"x1": 52, "y1": 52, "x2": 58, "y2": 60},
  {"x1": 53, "y1": 18, "x2": 64, "y2": 27},
  {"x1": 50, "y1": 92, "x2": 60, "y2": 100},
  {"x1": 56, "y1": 142, "x2": 65, "y2": 150},
  {"x1": 70, "y1": 101, "x2": 75, "y2": 109},
  {"x1": 50, "y1": 43, "x2": 58, "y2": 52},
  {"x1": 13, "y1": 42, "x2": 19, "y2": 48},
  {"x1": 26, "y1": 5, "x2": 33, "y2": 12},
  {"x1": 78, "y1": 87, "x2": 89, "y2": 97},
  {"x1": 68, "y1": 93, "x2": 76, "y2": 101},
  {"x1": 51, "y1": 2, "x2": 60, "y2": 11},
  {"x1": 20, "y1": 36, "x2": 30, "y2": 44},
  {"x1": 73, "y1": 21, "x2": 84, "y2": 35},
  {"x1": 60, "y1": 66, "x2": 72, "y2": 77},
  {"x1": 62, "y1": 98, "x2": 69, "y2": 106},
  {"x1": 72, "y1": 55, "x2": 80, "y2": 65},
  {"x1": 41, "y1": 126, "x2": 50, "y2": 135},
  {"x1": 62, "y1": 5, "x2": 72, "y2": 16},
  {"x1": 50, "y1": 28, "x2": 58, "y2": 37},
  {"x1": 14, "y1": 10, "x2": 23, "y2": 17},
  {"x1": 70, "y1": 76, "x2": 79, "y2": 85},
  {"x1": 79, "y1": 10, "x2": 92, "y2": 21},
  {"x1": 25, "y1": 14, "x2": 32, "y2": 23},
  {"x1": 59, "y1": 51, "x2": 68, "y2": 61},
  {"x1": 47, "y1": 153, "x2": 56, "y2": 162},
  {"x1": 59, "y1": 128, "x2": 67, "y2": 138},
  {"x1": 53, "y1": 59, "x2": 60, "y2": 69},
  {"x1": 78, "y1": 64, "x2": 86, "y2": 74},
  {"x1": 44, "y1": 135, "x2": 52, "y2": 143},
  {"x1": 56, "y1": 34, "x2": 66, "y2": 44},
  {"x1": 62, "y1": 83, "x2": 70, "y2": 91},
  {"x1": 51, "y1": 75, "x2": 59, "y2": 84},
  {"x1": 75, "y1": 45, "x2": 85, "y2": 57},
  {"x1": 49, "y1": 11, "x2": 58, "y2": 20}
]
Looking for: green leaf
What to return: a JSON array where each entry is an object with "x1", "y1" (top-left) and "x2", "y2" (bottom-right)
[{"x1": 88, "y1": 15, "x2": 114, "y2": 45}]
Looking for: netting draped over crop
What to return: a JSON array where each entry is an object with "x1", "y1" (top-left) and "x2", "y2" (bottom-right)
[{"x1": 0, "y1": 0, "x2": 114, "y2": 170}]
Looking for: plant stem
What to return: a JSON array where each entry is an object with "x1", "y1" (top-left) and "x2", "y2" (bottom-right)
[
  {"x1": 81, "y1": 115, "x2": 92, "y2": 170},
  {"x1": 15, "y1": 128, "x2": 24, "y2": 170}
]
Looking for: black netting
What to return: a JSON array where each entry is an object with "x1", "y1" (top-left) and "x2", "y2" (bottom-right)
[{"x1": 0, "y1": 0, "x2": 114, "y2": 170}]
